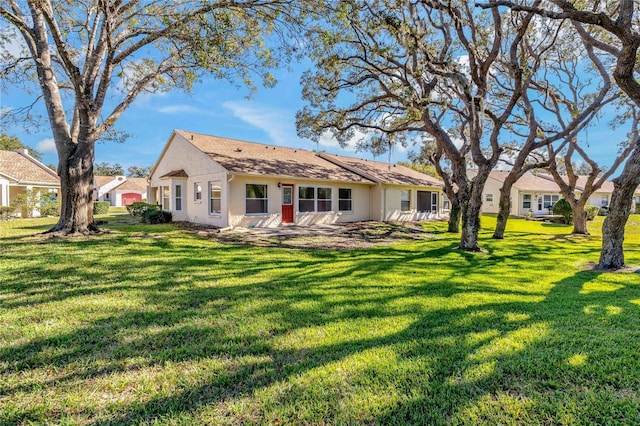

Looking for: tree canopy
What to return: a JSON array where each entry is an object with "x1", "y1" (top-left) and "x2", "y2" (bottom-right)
[{"x1": 1, "y1": 0, "x2": 308, "y2": 235}]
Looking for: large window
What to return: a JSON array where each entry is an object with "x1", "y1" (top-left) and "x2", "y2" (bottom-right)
[
  {"x1": 539, "y1": 194, "x2": 559, "y2": 210},
  {"x1": 209, "y1": 182, "x2": 221, "y2": 214},
  {"x1": 246, "y1": 184, "x2": 268, "y2": 214},
  {"x1": 162, "y1": 186, "x2": 170, "y2": 210},
  {"x1": 298, "y1": 186, "x2": 315, "y2": 212},
  {"x1": 601, "y1": 194, "x2": 609, "y2": 206},
  {"x1": 339, "y1": 188, "x2": 352, "y2": 212},
  {"x1": 317, "y1": 187, "x2": 332, "y2": 212},
  {"x1": 298, "y1": 186, "x2": 334, "y2": 212},
  {"x1": 401, "y1": 190, "x2": 411, "y2": 212},
  {"x1": 194, "y1": 182, "x2": 202, "y2": 202},
  {"x1": 522, "y1": 194, "x2": 532, "y2": 209},
  {"x1": 174, "y1": 184, "x2": 183, "y2": 211},
  {"x1": 486, "y1": 193, "x2": 493, "y2": 203}
]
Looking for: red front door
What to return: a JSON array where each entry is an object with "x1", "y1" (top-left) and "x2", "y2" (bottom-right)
[{"x1": 281, "y1": 184, "x2": 294, "y2": 223}]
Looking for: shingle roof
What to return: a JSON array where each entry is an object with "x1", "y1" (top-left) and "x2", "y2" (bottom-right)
[
  {"x1": 176, "y1": 130, "x2": 372, "y2": 184},
  {"x1": 0, "y1": 150, "x2": 59, "y2": 185},
  {"x1": 160, "y1": 169, "x2": 188, "y2": 179},
  {"x1": 320, "y1": 153, "x2": 443, "y2": 187},
  {"x1": 485, "y1": 170, "x2": 561, "y2": 192},
  {"x1": 94, "y1": 175, "x2": 116, "y2": 187},
  {"x1": 117, "y1": 177, "x2": 148, "y2": 192}
]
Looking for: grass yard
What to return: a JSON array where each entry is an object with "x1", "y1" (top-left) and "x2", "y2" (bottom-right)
[{"x1": 1, "y1": 213, "x2": 640, "y2": 425}]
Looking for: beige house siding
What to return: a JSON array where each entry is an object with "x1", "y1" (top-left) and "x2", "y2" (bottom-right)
[
  {"x1": 150, "y1": 131, "x2": 447, "y2": 228},
  {"x1": 228, "y1": 176, "x2": 373, "y2": 228}
]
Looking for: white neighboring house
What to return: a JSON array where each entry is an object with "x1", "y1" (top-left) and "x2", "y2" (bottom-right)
[
  {"x1": 0, "y1": 149, "x2": 60, "y2": 217},
  {"x1": 472, "y1": 170, "x2": 640, "y2": 217},
  {"x1": 148, "y1": 130, "x2": 446, "y2": 228},
  {"x1": 94, "y1": 175, "x2": 149, "y2": 207}
]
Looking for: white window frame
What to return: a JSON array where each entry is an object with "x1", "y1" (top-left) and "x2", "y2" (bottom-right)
[
  {"x1": 522, "y1": 194, "x2": 532, "y2": 210},
  {"x1": 338, "y1": 188, "x2": 353, "y2": 212},
  {"x1": 246, "y1": 183, "x2": 268, "y2": 215},
  {"x1": 601, "y1": 194, "x2": 609, "y2": 206},
  {"x1": 317, "y1": 187, "x2": 332, "y2": 212},
  {"x1": 174, "y1": 183, "x2": 183, "y2": 212},
  {"x1": 194, "y1": 182, "x2": 202, "y2": 202},
  {"x1": 162, "y1": 186, "x2": 170, "y2": 210},
  {"x1": 208, "y1": 182, "x2": 221, "y2": 215},
  {"x1": 401, "y1": 190, "x2": 411, "y2": 212}
]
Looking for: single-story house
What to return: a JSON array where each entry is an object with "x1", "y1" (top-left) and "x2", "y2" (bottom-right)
[
  {"x1": 472, "y1": 170, "x2": 640, "y2": 217},
  {"x1": 148, "y1": 130, "x2": 446, "y2": 228},
  {"x1": 94, "y1": 175, "x2": 148, "y2": 206},
  {"x1": 0, "y1": 149, "x2": 60, "y2": 217}
]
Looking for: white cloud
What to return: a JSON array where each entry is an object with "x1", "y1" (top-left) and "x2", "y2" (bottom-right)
[
  {"x1": 157, "y1": 104, "x2": 202, "y2": 114},
  {"x1": 36, "y1": 138, "x2": 56, "y2": 153},
  {"x1": 223, "y1": 100, "x2": 296, "y2": 146}
]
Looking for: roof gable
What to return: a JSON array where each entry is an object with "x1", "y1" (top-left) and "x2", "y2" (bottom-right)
[{"x1": 0, "y1": 150, "x2": 59, "y2": 185}]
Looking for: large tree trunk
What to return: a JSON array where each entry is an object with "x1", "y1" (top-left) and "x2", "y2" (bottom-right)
[
  {"x1": 48, "y1": 142, "x2": 97, "y2": 235},
  {"x1": 597, "y1": 145, "x2": 640, "y2": 270},
  {"x1": 572, "y1": 202, "x2": 589, "y2": 235},
  {"x1": 493, "y1": 175, "x2": 517, "y2": 239},
  {"x1": 447, "y1": 200, "x2": 461, "y2": 233},
  {"x1": 459, "y1": 169, "x2": 490, "y2": 251}
]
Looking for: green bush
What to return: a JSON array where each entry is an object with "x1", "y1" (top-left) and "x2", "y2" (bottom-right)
[
  {"x1": 598, "y1": 207, "x2": 608, "y2": 216},
  {"x1": 552, "y1": 198, "x2": 572, "y2": 224},
  {"x1": 93, "y1": 201, "x2": 111, "y2": 215},
  {"x1": 39, "y1": 197, "x2": 60, "y2": 217},
  {"x1": 127, "y1": 201, "x2": 157, "y2": 217},
  {"x1": 142, "y1": 209, "x2": 172, "y2": 224},
  {"x1": 0, "y1": 206, "x2": 14, "y2": 221},
  {"x1": 585, "y1": 205, "x2": 600, "y2": 221}
]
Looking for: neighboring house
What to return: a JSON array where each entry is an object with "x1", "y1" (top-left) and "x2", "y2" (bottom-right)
[
  {"x1": 148, "y1": 130, "x2": 445, "y2": 228},
  {"x1": 0, "y1": 149, "x2": 60, "y2": 217},
  {"x1": 94, "y1": 175, "x2": 149, "y2": 207},
  {"x1": 472, "y1": 170, "x2": 640, "y2": 217}
]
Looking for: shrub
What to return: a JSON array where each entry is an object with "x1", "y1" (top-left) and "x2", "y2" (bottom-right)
[
  {"x1": 142, "y1": 209, "x2": 172, "y2": 224},
  {"x1": 552, "y1": 198, "x2": 573, "y2": 224},
  {"x1": 598, "y1": 207, "x2": 608, "y2": 216},
  {"x1": 93, "y1": 201, "x2": 110, "y2": 215},
  {"x1": 127, "y1": 201, "x2": 157, "y2": 217},
  {"x1": 0, "y1": 206, "x2": 14, "y2": 221},
  {"x1": 39, "y1": 197, "x2": 60, "y2": 217},
  {"x1": 585, "y1": 205, "x2": 600, "y2": 221}
]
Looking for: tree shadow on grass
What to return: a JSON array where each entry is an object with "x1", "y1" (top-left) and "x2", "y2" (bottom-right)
[{"x1": 2, "y1": 231, "x2": 640, "y2": 424}]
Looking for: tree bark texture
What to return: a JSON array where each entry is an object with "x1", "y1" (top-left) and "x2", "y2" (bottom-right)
[
  {"x1": 571, "y1": 202, "x2": 589, "y2": 235},
  {"x1": 448, "y1": 203, "x2": 461, "y2": 233},
  {"x1": 598, "y1": 145, "x2": 640, "y2": 269},
  {"x1": 49, "y1": 143, "x2": 97, "y2": 235},
  {"x1": 493, "y1": 174, "x2": 518, "y2": 239},
  {"x1": 459, "y1": 168, "x2": 491, "y2": 251}
]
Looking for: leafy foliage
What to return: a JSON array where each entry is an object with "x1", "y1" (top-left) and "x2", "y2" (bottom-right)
[
  {"x1": 552, "y1": 198, "x2": 573, "y2": 224},
  {"x1": 0, "y1": 133, "x2": 42, "y2": 160},
  {"x1": 93, "y1": 201, "x2": 110, "y2": 215},
  {"x1": 0, "y1": 206, "x2": 14, "y2": 221},
  {"x1": 94, "y1": 162, "x2": 124, "y2": 176},
  {"x1": 127, "y1": 202, "x2": 157, "y2": 217},
  {"x1": 141, "y1": 208, "x2": 172, "y2": 224},
  {"x1": 585, "y1": 205, "x2": 600, "y2": 221},
  {"x1": 10, "y1": 189, "x2": 42, "y2": 218}
]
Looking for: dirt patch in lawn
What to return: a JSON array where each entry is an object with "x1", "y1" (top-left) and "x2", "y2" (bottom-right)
[{"x1": 179, "y1": 221, "x2": 440, "y2": 250}]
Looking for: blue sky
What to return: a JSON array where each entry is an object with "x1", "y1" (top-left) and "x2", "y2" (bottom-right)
[
  {"x1": 1, "y1": 61, "x2": 407, "y2": 170},
  {"x1": 0, "y1": 56, "x2": 629, "y2": 176}
]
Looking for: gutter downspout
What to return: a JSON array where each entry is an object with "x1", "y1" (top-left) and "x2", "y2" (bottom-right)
[{"x1": 226, "y1": 172, "x2": 235, "y2": 228}]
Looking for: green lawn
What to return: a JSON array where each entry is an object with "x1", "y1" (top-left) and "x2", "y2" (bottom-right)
[{"x1": 1, "y1": 213, "x2": 639, "y2": 425}]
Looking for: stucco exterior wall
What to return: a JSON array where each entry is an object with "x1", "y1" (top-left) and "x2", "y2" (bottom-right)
[
  {"x1": 150, "y1": 134, "x2": 229, "y2": 227},
  {"x1": 382, "y1": 186, "x2": 444, "y2": 221},
  {"x1": 228, "y1": 176, "x2": 373, "y2": 228}
]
